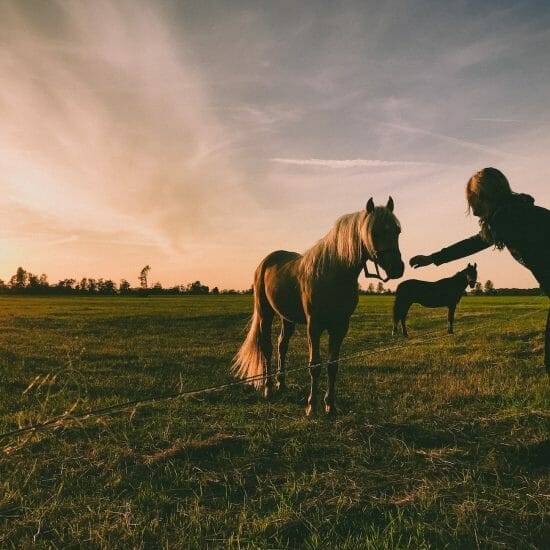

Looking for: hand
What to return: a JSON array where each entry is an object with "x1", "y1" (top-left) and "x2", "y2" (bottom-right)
[{"x1": 409, "y1": 254, "x2": 433, "y2": 268}]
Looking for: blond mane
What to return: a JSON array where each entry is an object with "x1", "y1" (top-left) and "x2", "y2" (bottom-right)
[{"x1": 300, "y1": 207, "x2": 397, "y2": 280}]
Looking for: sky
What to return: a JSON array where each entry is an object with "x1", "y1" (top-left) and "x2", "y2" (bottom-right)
[{"x1": 1, "y1": 0, "x2": 549, "y2": 290}]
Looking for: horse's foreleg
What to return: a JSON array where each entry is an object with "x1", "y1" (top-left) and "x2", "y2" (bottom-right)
[
  {"x1": 325, "y1": 323, "x2": 349, "y2": 415},
  {"x1": 305, "y1": 320, "x2": 322, "y2": 416},
  {"x1": 447, "y1": 305, "x2": 456, "y2": 334},
  {"x1": 260, "y1": 312, "x2": 274, "y2": 398},
  {"x1": 276, "y1": 318, "x2": 295, "y2": 391}
]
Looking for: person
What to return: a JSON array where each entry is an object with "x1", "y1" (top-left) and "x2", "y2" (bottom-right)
[{"x1": 409, "y1": 167, "x2": 550, "y2": 373}]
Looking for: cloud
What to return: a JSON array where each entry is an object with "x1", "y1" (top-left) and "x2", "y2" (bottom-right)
[
  {"x1": 271, "y1": 158, "x2": 440, "y2": 169},
  {"x1": 0, "y1": 0, "x2": 258, "y2": 261},
  {"x1": 383, "y1": 123, "x2": 530, "y2": 160}
]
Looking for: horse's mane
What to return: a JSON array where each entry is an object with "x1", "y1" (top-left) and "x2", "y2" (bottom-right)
[{"x1": 300, "y1": 207, "x2": 397, "y2": 280}]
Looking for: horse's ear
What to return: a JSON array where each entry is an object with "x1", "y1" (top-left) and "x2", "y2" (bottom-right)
[
  {"x1": 386, "y1": 196, "x2": 394, "y2": 212},
  {"x1": 366, "y1": 198, "x2": 375, "y2": 214}
]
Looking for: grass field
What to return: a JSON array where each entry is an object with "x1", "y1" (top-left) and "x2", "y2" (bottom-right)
[{"x1": 0, "y1": 295, "x2": 548, "y2": 548}]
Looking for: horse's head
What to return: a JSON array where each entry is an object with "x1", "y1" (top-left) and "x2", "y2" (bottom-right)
[
  {"x1": 464, "y1": 262, "x2": 478, "y2": 288},
  {"x1": 364, "y1": 197, "x2": 405, "y2": 280}
]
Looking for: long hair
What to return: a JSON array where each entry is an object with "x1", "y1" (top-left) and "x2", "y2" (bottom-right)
[{"x1": 466, "y1": 167, "x2": 513, "y2": 249}]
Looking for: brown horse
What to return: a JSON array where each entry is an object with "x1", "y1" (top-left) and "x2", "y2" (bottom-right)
[{"x1": 232, "y1": 198, "x2": 404, "y2": 415}]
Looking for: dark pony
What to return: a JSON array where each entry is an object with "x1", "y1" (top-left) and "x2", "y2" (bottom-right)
[
  {"x1": 233, "y1": 198, "x2": 404, "y2": 415},
  {"x1": 392, "y1": 263, "x2": 477, "y2": 336}
]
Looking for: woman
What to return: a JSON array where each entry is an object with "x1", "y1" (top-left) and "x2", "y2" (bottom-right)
[{"x1": 410, "y1": 167, "x2": 550, "y2": 372}]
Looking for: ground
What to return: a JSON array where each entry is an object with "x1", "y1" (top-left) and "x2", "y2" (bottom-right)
[{"x1": 0, "y1": 295, "x2": 548, "y2": 547}]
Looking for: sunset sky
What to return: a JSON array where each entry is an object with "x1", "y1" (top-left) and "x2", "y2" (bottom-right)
[{"x1": 1, "y1": 0, "x2": 549, "y2": 290}]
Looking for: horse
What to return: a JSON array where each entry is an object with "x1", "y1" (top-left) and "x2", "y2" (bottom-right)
[
  {"x1": 392, "y1": 263, "x2": 478, "y2": 337},
  {"x1": 232, "y1": 197, "x2": 404, "y2": 416}
]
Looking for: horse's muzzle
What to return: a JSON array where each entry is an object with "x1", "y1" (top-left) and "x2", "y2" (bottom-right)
[{"x1": 377, "y1": 251, "x2": 404, "y2": 280}]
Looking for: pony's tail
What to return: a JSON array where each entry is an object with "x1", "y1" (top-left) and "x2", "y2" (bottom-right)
[{"x1": 231, "y1": 265, "x2": 267, "y2": 390}]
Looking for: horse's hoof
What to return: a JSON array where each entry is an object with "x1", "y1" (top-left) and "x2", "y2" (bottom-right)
[
  {"x1": 263, "y1": 386, "x2": 274, "y2": 399},
  {"x1": 325, "y1": 404, "x2": 337, "y2": 416},
  {"x1": 305, "y1": 404, "x2": 316, "y2": 416},
  {"x1": 276, "y1": 381, "x2": 286, "y2": 392}
]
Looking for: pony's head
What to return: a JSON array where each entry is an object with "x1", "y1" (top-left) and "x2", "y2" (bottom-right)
[
  {"x1": 364, "y1": 197, "x2": 404, "y2": 280},
  {"x1": 463, "y1": 262, "x2": 478, "y2": 289}
]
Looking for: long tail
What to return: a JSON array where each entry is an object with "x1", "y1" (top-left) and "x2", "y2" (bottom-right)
[{"x1": 231, "y1": 263, "x2": 268, "y2": 390}]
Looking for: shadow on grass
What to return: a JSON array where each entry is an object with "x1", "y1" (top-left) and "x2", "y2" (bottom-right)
[{"x1": 498, "y1": 439, "x2": 549, "y2": 472}]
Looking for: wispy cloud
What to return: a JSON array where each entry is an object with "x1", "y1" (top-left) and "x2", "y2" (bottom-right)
[
  {"x1": 0, "y1": 1, "x2": 259, "y2": 259},
  {"x1": 271, "y1": 158, "x2": 439, "y2": 169},
  {"x1": 384, "y1": 123, "x2": 530, "y2": 160}
]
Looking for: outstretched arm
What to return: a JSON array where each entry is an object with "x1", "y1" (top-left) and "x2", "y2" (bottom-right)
[
  {"x1": 409, "y1": 254, "x2": 434, "y2": 268},
  {"x1": 410, "y1": 234, "x2": 491, "y2": 268}
]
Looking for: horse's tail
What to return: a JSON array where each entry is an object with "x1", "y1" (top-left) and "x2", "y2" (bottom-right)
[{"x1": 231, "y1": 262, "x2": 269, "y2": 389}]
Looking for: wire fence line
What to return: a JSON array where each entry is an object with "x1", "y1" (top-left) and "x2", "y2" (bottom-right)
[{"x1": 0, "y1": 305, "x2": 547, "y2": 444}]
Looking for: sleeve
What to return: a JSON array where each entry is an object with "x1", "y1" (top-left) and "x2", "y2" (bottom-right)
[{"x1": 431, "y1": 234, "x2": 491, "y2": 265}]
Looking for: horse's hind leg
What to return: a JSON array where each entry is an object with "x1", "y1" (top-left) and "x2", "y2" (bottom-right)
[
  {"x1": 305, "y1": 319, "x2": 322, "y2": 416},
  {"x1": 260, "y1": 308, "x2": 275, "y2": 397},
  {"x1": 325, "y1": 322, "x2": 349, "y2": 415},
  {"x1": 276, "y1": 318, "x2": 295, "y2": 391},
  {"x1": 400, "y1": 304, "x2": 410, "y2": 337}
]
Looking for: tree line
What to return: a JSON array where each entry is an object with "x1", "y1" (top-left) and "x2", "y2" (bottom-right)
[
  {"x1": 0, "y1": 266, "x2": 542, "y2": 297},
  {"x1": 362, "y1": 280, "x2": 543, "y2": 296},
  {"x1": 0, "y1": 266, "x2": 253, "y2": 296}
]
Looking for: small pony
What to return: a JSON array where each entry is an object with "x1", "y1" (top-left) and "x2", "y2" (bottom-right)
[
  {"x1": 232, "y1": 198, "x2": 404, "y2": 415},
  {"x1": 392, "y1": 263, "x2": 477, "y2": 336}
]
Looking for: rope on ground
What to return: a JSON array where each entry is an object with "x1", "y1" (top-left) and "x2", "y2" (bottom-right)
[{"x1": 0, "y1": 305, "x2": 546, "y2": 443}]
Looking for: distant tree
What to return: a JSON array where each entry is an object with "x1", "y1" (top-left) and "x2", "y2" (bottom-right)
[
  {"x1": 211, "y1": 286, "x2": 219, "y2": 295},
  {"x1": 119, "y1": 279, "x2": 131, "y2": 295},
  {"x1": 97, "y1": 279, "x2": 117, "y2": 295},
  {"x1": 87, "y1": 278, "x2": 97, "y2": 294},
  {"x1": 56, "y1": 278, "x2": 76, "y2": 294},
  {"x1": 472, "y1": 282, "x2": 483, "y2": 296},
  {"x1": 28, "y1": 273, "x2": 40, "y2": 291},
  {"x1": 139, "y1": 265, "x2": 151, "y2": 289},
  {"x1": 186, "y1": 280, "x2": 210, "y2": 294},
  {"x1": 376, "y1": 282, "x2": 385, "y2": 294},
  {"x1": 484, "y1": 280, "x2": 496, "y2": 295},
  {"x1": 151, "y1": 281, "x2": 163, "y2": 295},
  {"x1": 367, "y1": 282, "x2": 375, "y2": 294},
  {"x1": 10, "y1": 267, "x2": 28, "y2": 290}
]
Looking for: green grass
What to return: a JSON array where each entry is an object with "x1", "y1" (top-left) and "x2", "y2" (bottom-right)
[{"x1": 0, "y1": 295, "x2": 548, "y2": 548}]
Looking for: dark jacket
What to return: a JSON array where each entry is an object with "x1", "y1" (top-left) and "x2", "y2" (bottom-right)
[{"x1": 431, "y1": 193, "x2": 550, "y2": 292}]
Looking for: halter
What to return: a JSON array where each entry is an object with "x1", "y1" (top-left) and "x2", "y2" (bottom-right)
[
  {"x1": 361, "y1": 208, "x2": 401, "y2": 283},
  {"x1": 362, "y1": 249, "x2": 398, "y2": 283}
]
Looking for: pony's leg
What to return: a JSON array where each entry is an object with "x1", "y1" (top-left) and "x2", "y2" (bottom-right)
[
  {"x1": 401, "y1": 317, "x2": 408, "y2": 337},
  {"x1": 305, "y1": 320, "x2": 322, "y2": 416},
  {"x1": 260, "y1": 310, "x2": 275, "y2": 397},
  {"x1": 276, "y1": 318, "x2": 295, "y2": 391},
  {"x1": 325, "y1": 323, "x2": 349, "y2": 415},
  {"x1": 545, "y1": 306, "x2": 550, "y2": 374},
  {"x1": 392, "y1": 298, "x2": 400, "y2": 336},
  {"x1": 447, "y1": 305, "x2": 456, "y2": 334},
  {"x1": 392, "y1": 317, "x2": 399, "y2": 336},
  {"x1": 398, "y1": 303, "x2": 410, "y2": 337}
]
